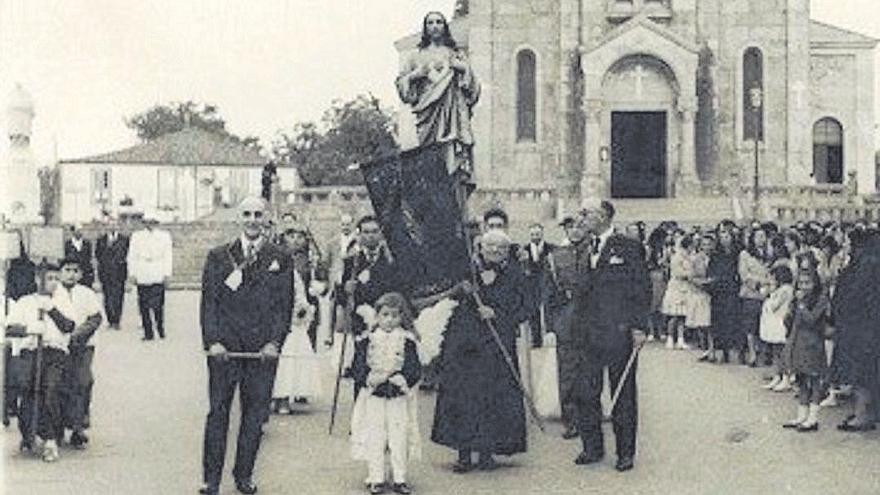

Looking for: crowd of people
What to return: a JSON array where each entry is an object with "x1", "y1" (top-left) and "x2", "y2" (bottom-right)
[
  {"x1": 6, "y1": 199, "x2": 880, "y2": 494},
  {"x1": 564, "y1": 217, "x2": 880, "y2": 434}
]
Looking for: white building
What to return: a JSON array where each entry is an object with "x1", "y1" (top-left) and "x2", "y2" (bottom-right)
[{"x1": 58, "y1": 127, "x2": 297, "y2": 224}]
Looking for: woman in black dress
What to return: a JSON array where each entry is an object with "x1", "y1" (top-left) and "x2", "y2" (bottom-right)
[
  {"x1": 431, "y1": 230, "x2": 530, "y2": 472},
  {"x1": 707, "y1": 223, "x2": 742, "y2": 363}
]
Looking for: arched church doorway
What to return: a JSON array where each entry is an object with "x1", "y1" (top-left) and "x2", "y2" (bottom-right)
[{"x1": 602, "y1": 55, "x2": 680, "y2": 199}]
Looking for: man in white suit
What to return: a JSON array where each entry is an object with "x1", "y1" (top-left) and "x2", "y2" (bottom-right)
[{"x1": 127, "y1": 218, "x2": 173, "y2": 341}]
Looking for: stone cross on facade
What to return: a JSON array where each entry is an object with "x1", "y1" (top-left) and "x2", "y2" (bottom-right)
[{"x1": 632, "y1": 65, "x2": 645, "y2": 98}]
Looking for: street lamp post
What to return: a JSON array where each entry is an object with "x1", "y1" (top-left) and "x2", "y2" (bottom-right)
[{"x1": 749, "y1": 86, "x2": 763, "y2": 219}]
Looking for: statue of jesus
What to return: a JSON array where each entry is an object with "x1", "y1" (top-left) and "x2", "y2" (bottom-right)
[{"x1": 397, "y1": 11, "x2": 481, "y2": 204}]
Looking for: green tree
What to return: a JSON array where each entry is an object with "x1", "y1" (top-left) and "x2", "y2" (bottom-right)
[
  {"x1": 272, "y1": 94, "x2": 398, "y2": 186},
  {"x1": 125, "y1": 101, "x2": 260, "y2": 149}
]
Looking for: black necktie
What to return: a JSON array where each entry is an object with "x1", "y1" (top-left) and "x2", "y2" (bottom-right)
[
  {"x1": 246, "y1": 243, "x2": 257, "y2": 264},
  {"x1": 591, "y1": 237, "x2": 600, "y2": 253}
]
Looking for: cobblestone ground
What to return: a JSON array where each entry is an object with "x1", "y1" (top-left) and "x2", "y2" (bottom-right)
[{"x1": 4, "y1": 291, "x2": 880, "y2": 495}]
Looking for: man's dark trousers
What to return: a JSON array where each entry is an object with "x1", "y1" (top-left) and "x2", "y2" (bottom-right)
[
  {"x1": 137, "y1": 284, "x2": 165, "y2": 339},
  {"x1": 202, "y1": 358, "x2": 277, "y2": 487},
  {"x1": 574, "y1": 342, "x2": 638, "y2": 459},
  {"x1": 102, "y1": 275, "x2": 125, "y2": 326},
  {"x1": 18, "y1": 348, "x2": 67, "y2": 441},
  {"x1": 552, "y1": 301, "x2": 580, "y2": 431}
]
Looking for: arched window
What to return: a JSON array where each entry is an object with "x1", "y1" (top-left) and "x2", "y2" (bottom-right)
[
  {"x1": 516, "y1": 49, "x2": 537, "y2": 142},
  {"x1": 743, "y1": 47, "x2": 764, "y2": 141},
  {"x1": 813, "y1": 118, "x2": 844, "y2": 184}
]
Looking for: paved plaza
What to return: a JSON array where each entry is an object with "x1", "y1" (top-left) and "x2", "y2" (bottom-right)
[{"x1": 4, "y1": 290, "x2": 880, "y2": 495}]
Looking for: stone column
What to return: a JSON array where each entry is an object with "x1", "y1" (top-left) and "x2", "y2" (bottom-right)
[
  {"x1": 580, "y1": 98, "x2": 605, "y2": 199},
  {"x1": 676, "y1": 104, "x2": 699, "y2": 196}
]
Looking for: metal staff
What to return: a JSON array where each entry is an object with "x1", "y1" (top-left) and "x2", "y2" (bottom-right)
[
  {"x1": 602, "y1": 341, "x2": 645, "y2": 423},
  {"x1": 470, "y1": 290, "x2": 546, "y2": 432},
  {"x1": 30, "y1": 333, "x2": 44, "y2": 442},
  {"x1": 203, "y1": 352, "x2": 293, "y2": 360},
  {"x1": 327, "y1": 328, "x2": 350, "y2": 435}
]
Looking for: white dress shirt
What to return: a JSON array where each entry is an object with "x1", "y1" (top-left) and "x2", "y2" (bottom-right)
[
  {"x1": 6, "y1": 294, "x2": 63, "y2": 354},
  {"x1": 127, "y1": 228, "x2": 174, "y2": 285},
  {"x1": 530, "y1": 242, "x2": 544, "y2": 263},
  {"x1": 591, "y1": 227, "x2": 614, "y2": 268},
  {"x1": 240, "y1": 235, "x2": 264, "y2": 263}
]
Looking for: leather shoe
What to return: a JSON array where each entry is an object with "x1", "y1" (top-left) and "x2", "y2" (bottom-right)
[
  {"x1": 392, "y1": 483, "x2": 412, "y2": 495},
  {"x1": 235, "y1": 479, "x2": 258, "y2": 494},
  {"x1": 452, "y1": 460, "x2": 474, "y2": 474},
  {"x1": 198, "y1": 484, "x2": 218, "y2": 495},
  {"x1": 574, "y1": 451, "x2": 604, "y2": 465},
  {"x1": 615, "y1": 456, "x2": 635, "y2": 472},
  {"x1": 476, "y1": 456, "x2": 498, "y2": 471},
  {"x1": 796, "y1": 423, "x2": 819, "y2": 433},
  {"x1": 561, "y1": 426, "x2": 579, "y2": 440}
]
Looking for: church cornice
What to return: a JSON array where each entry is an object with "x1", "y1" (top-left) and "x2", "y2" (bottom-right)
[{"x1": 809, "y1": 20, "x2": 878, "y2": 50}]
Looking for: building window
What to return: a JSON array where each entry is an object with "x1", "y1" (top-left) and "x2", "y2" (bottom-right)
[
  {"x1": 91, "y1": 167, "x2": 111, "y2": 205},
  {"x1": 743, "y1": 47, "x2": 764, "y2": 142},
  {"x1": 157, "y1": 168, "x2": 179, "y2": 209},
  {"x1": 813, "y1": 118, "x2": 843, "y2": 184},
  {"x1": 516, "y1": 49, "x2": 537, "y2": 142}
]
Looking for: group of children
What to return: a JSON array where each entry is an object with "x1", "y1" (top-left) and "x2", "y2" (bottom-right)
[{"x1": 4, "y1": 256, "x2": 102, "y2": 462}]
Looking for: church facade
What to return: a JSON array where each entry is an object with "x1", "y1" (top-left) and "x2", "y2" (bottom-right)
[{"x1": 397, "y1": 1, "x2": 877, "y2": 203}]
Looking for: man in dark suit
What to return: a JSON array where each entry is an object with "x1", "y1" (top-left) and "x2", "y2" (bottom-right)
[
  {"x1": 95, "y1": 219, "x2": 129, "y2": 329},
  {"x1": 340, "y1": 216, "x2": 402, "y2": 337},
  {"x1": 199, "y1": 197, "x2": 293, "y2": 495},
  {"x1": 339, "y1": 216, "x2": 403, "y2": 399},
  {"x1": 572, "y1": 198, "x2": 650, "y2": 473},
  {"x1": 525, "y1": 223, "x2": 555, "y2": 348},
  {"x1": 64, "y1": 225, "x2": 95, "y2": 288}
]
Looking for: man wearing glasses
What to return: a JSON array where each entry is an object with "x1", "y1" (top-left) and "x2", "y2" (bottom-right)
[{"x1": 199, "y1": 197, "x2": 293, "y2": 495}]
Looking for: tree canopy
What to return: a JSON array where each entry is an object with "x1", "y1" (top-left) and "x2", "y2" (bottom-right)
[
  {"x1": 125, "y1": 101, "x2": 260, "y2": 149},
  {"x1": 271, "y1": 94, "x2": 398, "y2": 186}
]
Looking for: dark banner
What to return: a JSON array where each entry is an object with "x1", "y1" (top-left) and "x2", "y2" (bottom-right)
[{"x1": 360, "y1": 143, "x2": 471, "y2": 297}]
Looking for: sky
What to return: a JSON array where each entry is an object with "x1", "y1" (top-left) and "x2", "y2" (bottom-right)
[{"x1": 0, "y1": 0, "x2": 878, "y2": 163}]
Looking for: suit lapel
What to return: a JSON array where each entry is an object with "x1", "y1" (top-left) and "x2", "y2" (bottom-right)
[{"x1": 596, "y1": 235, "x2": 618, "y2": 269}]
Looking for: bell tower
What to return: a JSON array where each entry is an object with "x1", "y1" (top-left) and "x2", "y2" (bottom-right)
[{"x1": 2, "y1": 83, "x2": 43, "y2": 223}]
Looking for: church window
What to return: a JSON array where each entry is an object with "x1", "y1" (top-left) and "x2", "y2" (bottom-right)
[
  {"x1": 813, "y1": 118, "x2": 843, "y2": 184},
  {"x1": 516, "y1": 49, "x2": 537, "y2": 142},
  {"x1": 743, "y1": 47, "x2": 764, "y2": 141}
]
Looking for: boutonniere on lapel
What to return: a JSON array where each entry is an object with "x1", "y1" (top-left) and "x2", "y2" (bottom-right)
[
  {"x1": 225, "y1": 268, "x2": 243, "y2": 291},
  {"x1": 480, "y1": 269, "x2": 497, "y2": 286},
  {"x1": 268, "y1": 259, "x2": 281, "y2": 272}
]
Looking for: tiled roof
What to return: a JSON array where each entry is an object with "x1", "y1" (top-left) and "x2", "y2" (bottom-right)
[
  {"x1": 60, "y1": 127, "x2": 266, "y2": 167},
  {"x1": 810, "y1": 20, "x2": 878, "y2": 48}
]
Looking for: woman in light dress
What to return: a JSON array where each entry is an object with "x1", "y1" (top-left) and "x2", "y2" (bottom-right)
[
  {"x1": 689, "y1": 234, "x2": 714, "y2": 361},
  {"x1": 271, "y1": 226, "x2": 326, "y2": 414},
  {"x1": 661, "y1": 231, "x2": 693, "y2": 350}
]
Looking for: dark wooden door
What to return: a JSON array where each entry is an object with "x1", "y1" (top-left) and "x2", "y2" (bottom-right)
[{"x1": 611, "y1": 111, "x2": 667, "y2": 198}]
